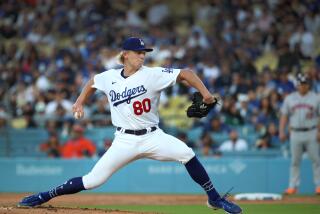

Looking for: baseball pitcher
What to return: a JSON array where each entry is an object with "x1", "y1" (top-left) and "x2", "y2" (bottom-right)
[{"x1": 19, "y1": 37, "x2": 241, "y2": 214}]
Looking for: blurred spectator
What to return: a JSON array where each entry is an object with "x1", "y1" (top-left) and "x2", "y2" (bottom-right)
[
  {"x1": 255, "y1": 123, "x2": 280, "y2": 150},
  {"x1": 308, "y1": 66, "x2": 320, "y2": 93},
  {"x1": 236, "y1": 50, "x2": 258, "y2": 78},
  {"x1": 219, "y1": 130, "x2": 248, "y2": 152},
  {"x1": 256, "y1": 95, "x2": 278, "y2": 125},
  {"x1": 45, "y1": 90, "x2": 72, "y2": 116},
  {"x1": 289, "y1": 24, "x2": 314, "y2": 59},
  {"x1": 54, "y1": 104, "x2": 68, "y2": 128},
  {"x1": 269, "y1": 89, "x2": 282, "y2": 112},
  {"x1": 45, "y1": 120, "x2": 59, "y2": 137},
  {"x1": 21, "y1": 102, "x2": 37, "y2": 128},
  {"x1": 214, "y1": 62, "x2": 232, "y2": 95},
  {"x1": 147, "y1": 1, "x2": 169, "y2": 26},
  {"x1": 276, "y1": 71, "x2": 295, "y2": 95},
  {"x1": 229, "y1": 73, "x2": 250, "y2": 96},
  {"x1": 304, "y1": 11, "x2": 320, "y2": 34},
  {"x1": 199, "y1": 55, "x2": 220, "y2": 90},
  {"x1": 277, "y1": 43, "x2": 300, "y2": 72},
  {"x1": 61, "y1": 124, "x2": 96, "y2": 159},
  {"x1": 204, "y1": 115, "x2": 230, "y2": 134},
  {"x1": 98, "y1": 138, "x2": 113, "y2": 157},
  {"x1": 253, "y1": 113, "x2": 268, "y2": 134},
  {"x1": 187, "y1": 27, "x2": 210, "y2": 50},
  {"x1": 236, "y1": 94, "x2": 252, "y2": 124},
  {"x1": 40, "y1": 132, "x2": 62, "y2": 158},
  {"x1": 33, "y1": 94, "x2": 47, "y2": 128},
  {"x1": 221, "y1": 96, "x2": 244, "y2": 126},
  {"x1": 91, "y1": 96, "x2": 111, "y2": 127},
  {"x1": 198, "y1": 131, "x2": 221, "y2": 157},
  {"x1": 260, "y1": 68, "x2": 277, "y2": 92},
  {"x1": 177, "y1": 131, "x2": 195, "y2": 149},
  {"x1": 247, "y1": 90, "x2": 260, "y2": 114},
  {"x1": 0, "y1": 0, "x2": 319, "y2": 157},
  {"x1": 0, "y1": 107, "x2": 9, "y2": 128},
  {"x1": 0, "y1": 19, "x2": 17, "y2": 38}
]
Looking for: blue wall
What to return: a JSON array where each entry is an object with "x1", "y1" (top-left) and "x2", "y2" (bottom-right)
[{"x1": 0, "y1": 157, "x2": 315, "y2": 194}]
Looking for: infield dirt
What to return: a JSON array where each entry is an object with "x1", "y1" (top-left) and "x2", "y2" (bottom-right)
[{"x1": 0, "y1": 193, "x2": 319, "y2": 214}]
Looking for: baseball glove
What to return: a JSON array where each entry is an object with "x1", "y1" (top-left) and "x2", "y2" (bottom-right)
[{"x1": 186, "y1": 92, "x2": 218, "y2": 118}]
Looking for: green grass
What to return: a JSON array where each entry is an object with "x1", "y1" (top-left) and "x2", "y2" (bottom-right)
[{"x1": 83, "y1": 204, "x2": 320, "y2": 214}]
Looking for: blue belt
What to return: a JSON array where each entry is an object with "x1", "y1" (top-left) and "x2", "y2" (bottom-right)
[{"x1": 116, "y1": 127, "x2": 157, "y2": 135}]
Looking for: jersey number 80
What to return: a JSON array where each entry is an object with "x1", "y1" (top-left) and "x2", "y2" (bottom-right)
[{"x1": 133, "y1": 98, "x2": 151, "y2": 115}]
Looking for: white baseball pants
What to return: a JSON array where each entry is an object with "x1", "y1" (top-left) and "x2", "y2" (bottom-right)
[{"x1": 82, "y1": 128, "x2": 195, "y2": 189}]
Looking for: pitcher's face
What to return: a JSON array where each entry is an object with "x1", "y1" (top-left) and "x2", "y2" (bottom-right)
[{"x1": 124, "y1": 50, "x2": 146, "y2": 69}]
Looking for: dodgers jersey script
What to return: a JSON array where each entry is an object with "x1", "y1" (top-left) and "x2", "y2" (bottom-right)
[{"x1": 92, "y1": 66, "x2": 180, "y2": 129}]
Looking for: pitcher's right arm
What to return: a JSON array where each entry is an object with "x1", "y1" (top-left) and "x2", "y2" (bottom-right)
[{"x1": 73, "y1": 78, "x2": 96, "y2": 119}]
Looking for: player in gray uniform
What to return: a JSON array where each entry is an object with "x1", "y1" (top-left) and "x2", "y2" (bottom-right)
[
  {"x1": 18, "y1": 37, "x2": 242, "y2": 213},
  {"x1": 279, "y1": 73, "x2": 320, "y2": 195}
]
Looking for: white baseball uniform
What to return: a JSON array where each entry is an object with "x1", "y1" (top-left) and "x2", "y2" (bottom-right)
[{"x1": 82, "y1": 66, "x2": 195, "y2": 189}]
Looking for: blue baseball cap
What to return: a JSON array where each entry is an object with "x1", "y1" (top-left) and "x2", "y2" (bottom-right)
[{"x1": 122, "y1": 37, "x2": 153, "y2": 52}]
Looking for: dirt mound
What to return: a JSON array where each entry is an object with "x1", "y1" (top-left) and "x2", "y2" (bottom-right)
[
  {"x1": 0, "y1": 193, "x2": 318, "y2": 214},
  {"x1": 0, "y1": 206, "x2": 147, "y2": 214}
]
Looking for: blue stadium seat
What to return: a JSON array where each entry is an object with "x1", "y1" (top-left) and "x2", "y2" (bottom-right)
[
  {"x1": 187, "y1": 127, "x2": 202, "y2": 142},
  {"x1": 245, "y1": 133, "x2": 259, "y2": 146},
  {"x1": 0, "y1": 130, "x2": 8, "y2": 157},
  {"x1": 231, "y1": 124, "x2": 256, "y2": 138},
  {"x1": 85, "y1": 127, "x2": 116, "y2": 148},
  {"x1": 211, "y1": 133, "x2": 229, "y2": 145},
  {"x1": 8, "y1": 128, "x2": 48, "y2": 157},
  {"x1": 162, "y1": 126, "x2": 179, "y2": 136},
  {"x1": 221, "y1": 149, "x2": 282, "y2": 157}
]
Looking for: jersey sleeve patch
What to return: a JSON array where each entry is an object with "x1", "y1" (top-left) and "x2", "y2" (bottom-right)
[{"x1": 161, "y1": 67, "x2": 174, "y2": 73}]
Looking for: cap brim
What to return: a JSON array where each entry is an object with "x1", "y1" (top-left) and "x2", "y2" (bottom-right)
[
  {"x1": 123, "y1": 48, "x2": 153, "y2": 52},
  {"x1": 142, "y1": 48, "x2": 153, "y2": 52}
]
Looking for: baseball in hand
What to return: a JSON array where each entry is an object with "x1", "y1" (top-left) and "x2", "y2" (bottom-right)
[{"x1": 74, "y1": 111, "x2": 82, "y2": 119}]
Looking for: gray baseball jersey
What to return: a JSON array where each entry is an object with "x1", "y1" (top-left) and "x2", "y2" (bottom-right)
[
  {"x1": 281, "y1": 91, "x2": 320, "y2": 129},
  {"x1": 281, "y1": 91, "x2": 320, "y2": 188}
]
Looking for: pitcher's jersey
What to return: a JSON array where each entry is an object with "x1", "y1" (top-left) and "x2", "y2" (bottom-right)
[
  {"x1": 281, "y1": 91, "x2": 320, "y2": 128},
  {"x1": 92, "y1": 66, "x2": 180, "y2": 129}
]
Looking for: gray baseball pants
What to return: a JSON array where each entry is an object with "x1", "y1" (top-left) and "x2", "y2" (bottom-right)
[{"x1": 289, "y1": 129, "x2": 320, "y2": 188}]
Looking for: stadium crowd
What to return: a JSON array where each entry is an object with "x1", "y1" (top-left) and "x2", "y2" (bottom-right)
[{"x1": 1, "y1": 0, "x2": 320, "y2": 156}]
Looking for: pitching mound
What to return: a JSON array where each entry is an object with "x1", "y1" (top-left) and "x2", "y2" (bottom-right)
[
  {"x1": 0, "y1": 206, "x2": 146, "y2": 214},
  {"x1": 0, "y1": 193, "x2": 319, "y2": 214}
]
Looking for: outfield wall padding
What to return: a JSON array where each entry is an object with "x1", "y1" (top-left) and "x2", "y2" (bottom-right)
[{"x1": 0, "y1": 157, "x2": 315, "y2": 194}]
